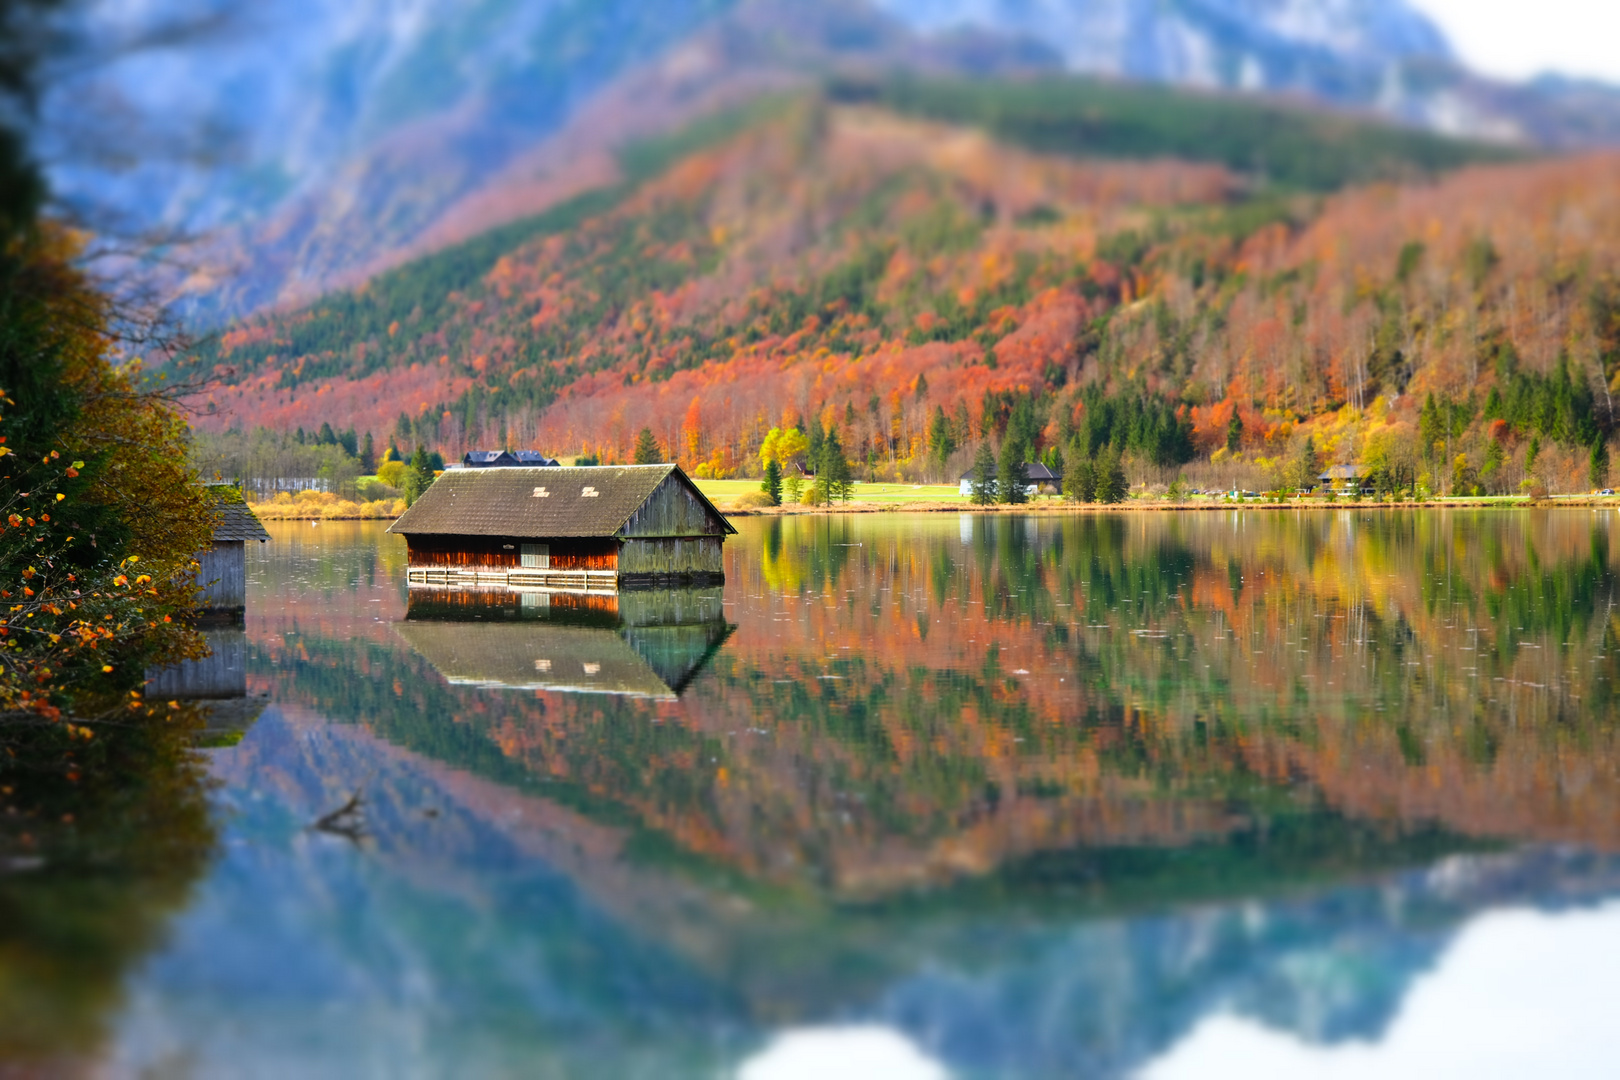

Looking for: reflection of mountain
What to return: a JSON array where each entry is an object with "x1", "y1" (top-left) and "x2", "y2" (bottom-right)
[
  {"x1": 398, "y1": 588, "x2": 733, "y2": 698},
  {"x1": 107, "y1": 706, "x2": 1620, "y2": 1079}
]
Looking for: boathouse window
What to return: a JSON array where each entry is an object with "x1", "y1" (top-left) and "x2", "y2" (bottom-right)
[{"x1": 521, "y1": 543, "x2": 550, "y2": 568}]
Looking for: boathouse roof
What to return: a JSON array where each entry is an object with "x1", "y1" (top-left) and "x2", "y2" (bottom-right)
[
  {"x1": 386, "y1": 463, "x2": 735, "y2": 539},
  {"x1": 207, "y1": 484, "x2": 271, "y2": 543}
]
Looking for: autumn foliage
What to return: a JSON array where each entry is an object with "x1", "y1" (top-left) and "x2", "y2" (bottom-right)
[{"x1": 186, "y1": 96, "x2": 1620, "y2": 494}]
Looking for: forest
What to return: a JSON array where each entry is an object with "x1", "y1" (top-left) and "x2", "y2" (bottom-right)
[{"x1": 177, "y1": 80, "x2": 1620, "y2": 497}]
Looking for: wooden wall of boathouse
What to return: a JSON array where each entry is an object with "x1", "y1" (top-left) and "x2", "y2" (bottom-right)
[
  {"x1": 405, "y1": 535, "x2": 619, "y2": 571},
  {"x1": 621, "y1": 475, "x2": 727, "y2": 539},
  {"x1": 619, "y1": 536, "x2": 723, "y2": 581},
  {"x1": 198, "y1": 540, "x2": 247, "y2": 613}
]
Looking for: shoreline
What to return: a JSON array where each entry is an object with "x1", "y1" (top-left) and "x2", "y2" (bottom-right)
[{"x1": 254, "y1": 496, "x2": 1620, "y2": 522}]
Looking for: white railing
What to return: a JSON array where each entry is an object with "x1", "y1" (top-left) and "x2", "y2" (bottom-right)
[{"x1": 406, "y1": 566, "x2": 619, "y2": 594}]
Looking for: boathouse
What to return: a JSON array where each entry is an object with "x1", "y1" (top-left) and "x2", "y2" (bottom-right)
[
  {"x1": 200, "y1": 484, "x2": 270, "y2": 615},
  {"x1": 387, "y1": 463, "x2": 735, "y2": 590}
]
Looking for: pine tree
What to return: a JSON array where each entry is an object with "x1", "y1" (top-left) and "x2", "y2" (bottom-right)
[
  {"x1": 402, "y1": 445, "x2": 435, "y2": 507},
  {"x1": 970, "y1": 443, "x2": 998, "y2": 505},
  {"x1": 1226, "y1": 408, "x2": 1243, "y2": 452},
  {"x1": 762, "y1": 459, "x2": 783, "y2": 505},
  {"x1": 1095, "y1": 448, "x2": 1128, "y2": 504},
  {"x1": 821, "y1": 428, "x2": 853, "y2": 501},
  {"x1": 1064, "y1": 458, "x2": 1095, "y2": 502},
  {"x1": 997, "y1": 438, "x2": 1029, "y2": 504},
  {"x1": 633, "y1": 427, "x2": 662, "y2": 464},
  {"x1": 927, "y1": 405, "x2": 954, "y2": 469},
  {"x1": 1592, "y1": 439, "x2": 1611, "y2": 490},
  {"x1": 360, "y1": 432, "x2": 376, "y2": 473}
]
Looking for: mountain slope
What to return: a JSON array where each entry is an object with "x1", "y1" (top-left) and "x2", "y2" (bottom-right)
[{"x1": 179, "y1": 85, "x2": 1620, "y2": 494}]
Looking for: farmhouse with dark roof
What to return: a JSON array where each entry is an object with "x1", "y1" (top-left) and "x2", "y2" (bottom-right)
[{"x1": 387, "y1": 464, "x2": 734, "y2": 590}]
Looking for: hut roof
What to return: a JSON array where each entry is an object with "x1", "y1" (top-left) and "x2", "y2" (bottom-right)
[
  {"x1": 958, "y1": 463, "x2": 1061, "y2": 482},
  {"x1": 462, "y1": 450, "x2": 560, "y2": 468},
  {"x1": 1319, "y1": 465, "x2": 1365, "y2": 480},
  {"x1": 206, "y1": 485, "x2": 270, "y2": 542},
  {"x1": 386, "y1": 463, "x2": 735, "y2": 539}
]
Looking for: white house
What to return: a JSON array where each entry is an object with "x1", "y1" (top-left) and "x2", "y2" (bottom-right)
[{"x1": 958, "y1": 463, "x2": 1061, "y2": 498}]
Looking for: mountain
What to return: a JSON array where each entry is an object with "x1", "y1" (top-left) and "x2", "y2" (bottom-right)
[
  {"x1": 46, "y1": 0, "x2": 1620, "y2": 325},
  {"x1": 878, "y1": 0, "x2": 1451, "y2": 88},
  {"x1": 178, "y1": 81, "x2": 1620, "y2": 497},
  {"x1": 54, "y1": 0, "x2": 1059, "y2": 318}
]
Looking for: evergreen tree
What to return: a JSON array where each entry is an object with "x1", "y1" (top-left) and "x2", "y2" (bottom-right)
[
  {"x1": 952, "y1": 400, "x2": 973, "y2": 447},
  {"x1": 761, "y1": 459, "x2": 783, "y2": 506},
  {"x1": 927, "y1": 405, "x2": 954, "y2": 468},
  {"x1": 1095, "y1": 448, "x2": 1129, "y2": 504},
  {"x1": 1526, "y1": 435, "x2": 1542, "y2": 476},
  {"x1": 970, "y1": 443, "x2": 998, "y2": 505},
  {"x1": 1226, "y1": 408, "x2": 1243, "y2": 452},
  {"x1": 360, "y1": 432, "x2": 376, "y2": 473},
  {"x1": 1419, "y1": 393, "x2": 1443, "y2": 457},
  {"x1": 1592, "y1": 439, "x2": 1611, "y2": 490},
  {"x1": 997, "y1": 438, "x2": 1029, "y2": 504},
  {"x1": 318, "y1": 421, "x2": 336, "y2": 446},
  {"x1": 821, "y1": 428, "x2": 853, "y2": 502},
  {"x1": 402, "y1": 445, "x2": 435, "y2": 507},
  {"x1": 633, "y1": 427, "x2": 662, "y2": 464},
  {"x1": 1065, "y1": 458, "x2": 1096, "y2": 502}
]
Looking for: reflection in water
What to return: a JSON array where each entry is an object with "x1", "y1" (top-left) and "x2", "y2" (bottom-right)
[
  {"x1": 67, "y1": 513, "x2": 1620, "y2": 1074},
  {"x1": 399, "y1": 587, "x2": 733, "y2": 698},
  {"x1": 738, "y1": 1026, "x2": 948, "y2": 1080},
  {"x1": 0, "y1": 706, "x2": 215, "y2": 1066},
  {"x1": 1143, "y1": 900, "x2": 1620, "y2": 1079}
]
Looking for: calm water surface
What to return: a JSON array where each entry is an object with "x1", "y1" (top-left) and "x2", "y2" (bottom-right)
[{"x1": 95, "y1": 512, "x2": 1620, "y2": 1075}]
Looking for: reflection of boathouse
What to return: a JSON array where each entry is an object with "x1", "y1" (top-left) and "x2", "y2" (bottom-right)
[
  {"x1": 388, "y1": 464, "x2": 734, "y2": 592},
  {"x1": 397, "y1": 588, "x2": 733, "y2": 699}
]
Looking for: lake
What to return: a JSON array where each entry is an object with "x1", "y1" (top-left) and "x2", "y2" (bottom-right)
[{"x1": 37, "y1": 511, "x2": 1620, "y2": 1076}]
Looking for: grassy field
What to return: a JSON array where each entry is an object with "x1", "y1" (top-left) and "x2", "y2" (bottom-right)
[{"x1": 694, "y1": 479, "x2": 967, "y2": 504}]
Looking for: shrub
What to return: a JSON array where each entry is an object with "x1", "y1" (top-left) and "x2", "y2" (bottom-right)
[{"x1": 731, "y1": 490, "x2": 776, "y2": 509}]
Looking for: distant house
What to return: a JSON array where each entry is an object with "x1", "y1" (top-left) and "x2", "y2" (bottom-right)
[
  {"x1": 957, "y1": 462, "x2": 1062, "y2": 498},
  {"x1": 1318, "y1": 465, "x2": 1366, "y2": 491},
  {"x1": 462, "y1": 450, "x2": 560, "y2": 468},
  {"x1": 199, "y1": 484, "x2": 270, "y2": 616},
  {"x1": 387, "y1": 463, "x2": 735, "y2": 590}
]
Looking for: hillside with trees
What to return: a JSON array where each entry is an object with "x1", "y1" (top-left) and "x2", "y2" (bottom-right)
[{"x1": 179, "y1": 79, "x2": 1620, "y2": 496}]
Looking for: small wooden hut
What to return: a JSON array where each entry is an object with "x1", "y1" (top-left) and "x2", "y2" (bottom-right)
[
  {"x1": 200, "y1": 484, "x2": 270, "y2": 615},
  {"x1": 387, "y1": 464, "x2": 735, "y2": 590}
]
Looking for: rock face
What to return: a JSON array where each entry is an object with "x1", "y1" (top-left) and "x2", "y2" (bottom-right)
[{"x1": 876, "y1": 0, "x2": 1452, "y2": 88}]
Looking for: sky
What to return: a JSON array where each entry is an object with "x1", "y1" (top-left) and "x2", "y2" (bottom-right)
[{"x1": 1411, "y1": 0, "x2": 1620, "y2": 84}]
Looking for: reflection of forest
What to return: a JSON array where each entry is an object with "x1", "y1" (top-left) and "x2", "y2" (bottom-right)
[{"x1": 253, "y1": 511, "x2": 1620, "y2": 903}]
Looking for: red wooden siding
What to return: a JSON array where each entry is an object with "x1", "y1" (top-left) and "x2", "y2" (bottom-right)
[{"x1": 405, "y1": 535, "x2": 619, "y2": 571}]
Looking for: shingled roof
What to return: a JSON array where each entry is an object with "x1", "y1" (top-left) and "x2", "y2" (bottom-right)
[
  {"x1": 206, "y1": 485, "x2": 270, "y2": 543},
  {"x1": 386, "y1": 464, "x2": 734, "y2": 539}
]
